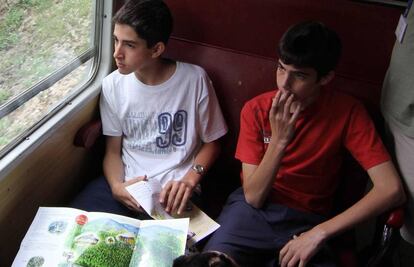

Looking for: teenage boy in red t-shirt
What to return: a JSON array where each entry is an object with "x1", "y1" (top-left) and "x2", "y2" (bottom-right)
[{"x1": 204, "y1": 21, "x2": 405, "y2": 267}]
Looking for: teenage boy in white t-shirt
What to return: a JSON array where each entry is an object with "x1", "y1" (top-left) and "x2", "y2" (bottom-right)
[{"x1": 71, "y1": 0, "x2": 227, "y2": 218}]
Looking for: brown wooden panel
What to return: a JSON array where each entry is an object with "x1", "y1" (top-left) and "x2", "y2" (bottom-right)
[{"x1": 0, "y1": 97, "x2": 99, "y2": 267}]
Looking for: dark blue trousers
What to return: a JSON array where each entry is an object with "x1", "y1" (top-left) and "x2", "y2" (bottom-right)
[{"x1": 203, "y1": 188, "x2": 338, "y2": 267}]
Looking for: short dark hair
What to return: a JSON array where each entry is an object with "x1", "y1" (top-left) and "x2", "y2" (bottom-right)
[
  {"x1": 277, "y1": 21, "x2": 342, "y2": 78},
  {"x1": 113, "y1": 0, "x2": 173, "y2": 48},
  {"x1": 173, "y1": 251, "x2": 239, "y2": 267}
]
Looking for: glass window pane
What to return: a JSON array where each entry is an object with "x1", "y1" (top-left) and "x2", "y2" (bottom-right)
[{"x1": 0, "y1": 0, "x2": 95, "y2": 153}]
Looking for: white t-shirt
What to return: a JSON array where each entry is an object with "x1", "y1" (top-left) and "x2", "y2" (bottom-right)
[{"x1": 100, "y1": 62, "x2": 228, "y2": 186}]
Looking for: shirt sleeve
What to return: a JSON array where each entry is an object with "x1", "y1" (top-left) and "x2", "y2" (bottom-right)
[
  {"x1": 235, "y1": 101, "x2": 266, "y2": 165},
  {"x1": 100, "y1": 78, "x2": 122, "y2": 136},
  {"x1": 344, "y1": 102, "x2": 390, "y2": 170},
  {"x1": 197, "y1": 71, "x2": 228, "y2": 143}
]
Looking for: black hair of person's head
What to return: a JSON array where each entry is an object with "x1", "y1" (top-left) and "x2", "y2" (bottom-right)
[
  {"x1": 278, "y1": 21, "x2": 342, "y2": 79},
  {"x1": 113, "y1": 0, "x2": 173, "y2": 48}
]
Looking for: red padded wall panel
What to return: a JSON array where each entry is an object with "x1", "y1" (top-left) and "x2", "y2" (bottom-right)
[{"x1": 165, "y1": 0, "x2": 401, "y2": 93}]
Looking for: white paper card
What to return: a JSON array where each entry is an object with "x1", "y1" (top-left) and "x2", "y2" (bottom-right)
[{"x1": 395, "y1": 14, "x2": 408, "y2": 43}]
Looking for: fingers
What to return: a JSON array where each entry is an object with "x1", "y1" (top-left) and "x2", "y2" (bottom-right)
[
  {"x1": 123, "y1": 193, "x2": 144, "y2": 212},
  {"x1": 283, "y1": 94, "x2": 295, "y2": 118},
  {"x1": 276, "y1": 91, "x2": 290, "y2": 114},
  {"x1": 171, "y1": 184, "x2": 186, "y2": 214},
  {"x1": 128, "y1": 204, "x2": 144, "y2": 213},
  {"x1": 177, "y1": 187, "x2": 192, "y2": 214},
  {"x1": 111, "y1": 178, "x2": 148, "y2": 213},
  {"x1": 167, "y1": 183, "x2": 192, "y2": 214},
  {"x1": 289, "y1": 101, "x2": 302, "y2": 123},
  {"x1": 270, "y1": 91, "x2": 281, "y2": 119},
  {"x1": 166, "y1": 182, "x2": 180, "y2": 213},
  {"x1": 279, "y1": 244, "x2": 288, "y2": 266},
  {"x1": 271, "y1": 91, "x2": 282, "y2": 108},
  {"x1": 271, "y1": 91, "x2": 296, "y2": 117},
  {"x1": 125, "y1": 199, "x2": 139, "y2": 211},
  {"x1": 279, "y1": 241, "x2": 298, "y2": 267},
  {"x1": 159, "y1": 181, "x2": 193, "y2": 215},
  {"x1": 279, "y1": 236, "x2": 312, "y2": 267},
  {"x1": 124, "y1": 175, "x2": 147, "y2": 186},
  {"x1": 159, "y1": 181, "x2": 172, "y2": 206}
]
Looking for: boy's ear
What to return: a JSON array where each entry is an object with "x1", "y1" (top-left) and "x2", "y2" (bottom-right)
[
  {"x1": 151, "y1": 42, "x2": 165, "y2": 58},
  {"x1": 320, "y1": 71, "x2": 335, "y2": 86}
]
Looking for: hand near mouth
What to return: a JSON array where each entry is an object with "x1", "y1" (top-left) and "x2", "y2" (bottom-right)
[{"x1": 269, "y1": 90, "x2": 301, "y2": 148}]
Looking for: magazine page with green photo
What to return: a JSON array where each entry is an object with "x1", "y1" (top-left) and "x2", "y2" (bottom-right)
[
  {"x1": 129, "y1": 219, "x2": 189, "y2": 267},
  {"x1": 12, "y1": 207, "x2": 189, "y2": 267}
]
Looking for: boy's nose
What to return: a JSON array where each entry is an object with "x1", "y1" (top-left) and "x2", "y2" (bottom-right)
[
  {"x1": 280, "y1": 74, "x2": 292, "y2": 90},
  {"x1": 113, "y1": 45, "x2": 122, "y2": 58}
]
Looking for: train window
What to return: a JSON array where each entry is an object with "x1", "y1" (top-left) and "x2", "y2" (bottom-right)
[{"x1": 0, "y1": 0, "x2": 101, "y2": 158}]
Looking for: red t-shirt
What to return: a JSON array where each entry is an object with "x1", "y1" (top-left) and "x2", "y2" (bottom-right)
[{"x1": 235, "y1": 88, "x2": 390, "y2": 216}]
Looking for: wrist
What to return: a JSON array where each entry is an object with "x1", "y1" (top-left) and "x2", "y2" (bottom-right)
[
  {"x1": 268, "y1": 139, "x2": 288, "y2": 152},
  {"x1": 184, "y1": 170, "x2": 202, "y2": 188},
  {"x1": 109, "y1": 180, "x2": 123, "y2": 191},
  {"x1": 312, "y1": 225, "x2": 329, "y2": 243},
  {"x1": 191, "y1": 163, "x2": 206, "y2": 176}
]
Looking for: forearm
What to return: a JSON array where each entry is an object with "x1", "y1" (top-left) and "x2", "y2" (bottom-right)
[
  {"x1": 103, "y1": 152, "x2": 125, "y2": 190},
  {"x1": 243, "y1": 141, "x2": 286, "y2": 208},
  {"x1": 312, "y1": 161, "x2": 405, "y2": 242},
  {"x1": 314, "y1": 188, "x2": 401, "y2": 244}
]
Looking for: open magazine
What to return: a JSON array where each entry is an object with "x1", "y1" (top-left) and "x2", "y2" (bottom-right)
[
  {"x1": 12, "y1": 207, "x2": 189, "y2": 267},
  {"x1": 126, "y1": 179, "x2": 220, "y2": 246}
]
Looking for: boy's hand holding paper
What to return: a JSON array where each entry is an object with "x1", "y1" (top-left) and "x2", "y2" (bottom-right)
[{"x1": 126, "y1": 179, "x2": 220, "y2": 245}]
